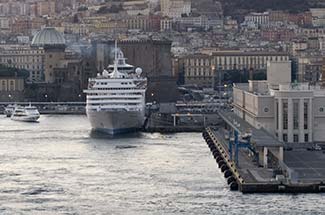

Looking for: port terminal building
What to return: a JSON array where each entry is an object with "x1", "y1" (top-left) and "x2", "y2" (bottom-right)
[{"x1": 233, "y1": 60, "x2": 325, "y2": 144}]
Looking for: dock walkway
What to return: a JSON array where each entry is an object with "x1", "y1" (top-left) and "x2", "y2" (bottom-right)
[{"x1": 203, "y1": 110, "x2": 325, "y2": 193}]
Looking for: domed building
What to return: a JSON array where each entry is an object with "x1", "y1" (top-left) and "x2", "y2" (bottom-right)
[
  {"x1": 31, "y1": 27, "x2": 66, "y2": 48},
  {"x1": 31, "y1": 27, "x2": 66, "y2": 83}
]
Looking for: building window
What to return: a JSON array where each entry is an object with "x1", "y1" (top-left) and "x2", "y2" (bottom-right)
[
  {"x1": 304, "y1": 133, "x2": 309, "y2": 142},
  {"x1": 283, "y1": 134, "x2": 288, "y2": 142},
  {"x1": 320, "y1": 107, "x2": 324, "y2": 112},
  {"x1": 293, "y1": 134, "x2": 299, "y2": 143},
  {"x1": 293, "y1": 100, "x2": 299, "y2": 130},
  {"x1": 283, "y1": 101, "x2": 288, "y2": 130},
  {"x1": 264, "y1": 107, "x2": 269, "y2": 113},
  {"x1": 2, "y1": 80, "x2": 5, "y2": 91},
  {"x1": 304, "y1": 101, "x2": 308, "y2": 129}
]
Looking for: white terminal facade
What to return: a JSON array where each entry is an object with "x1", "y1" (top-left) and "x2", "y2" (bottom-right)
[{"x1": 233, "y1": 61, "x2": 325, "y2": 144}]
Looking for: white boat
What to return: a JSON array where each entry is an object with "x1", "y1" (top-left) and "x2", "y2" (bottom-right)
[
  {"x1": 83, "y1": 42, "x2": 147, "y2": 135},
  {"x1": 4, "y1": 104, "x2": 16, "y2": 117},
  {"x1": 11, "y1": 105, "x2": 40, "y2": 122}
]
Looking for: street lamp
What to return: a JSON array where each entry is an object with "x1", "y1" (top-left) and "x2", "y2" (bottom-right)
[
  {"x1": 151, "y1": 92, "x2": 154, "y2": 102},
  {"x1": 211, "y1": 65, "x2": 215, "y2": 89},
  {"x1": 218, "y1": 64, "x2": 222, "y2": 110}
]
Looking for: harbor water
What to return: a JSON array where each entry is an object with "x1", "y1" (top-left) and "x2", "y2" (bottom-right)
[{"x1": 0, "y1": 115, "x2": 324, "y2": 214}]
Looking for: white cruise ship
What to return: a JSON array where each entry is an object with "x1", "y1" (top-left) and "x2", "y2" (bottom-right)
[{"x1": 83, "y1": 45, "x2": 147, "y2": 135}]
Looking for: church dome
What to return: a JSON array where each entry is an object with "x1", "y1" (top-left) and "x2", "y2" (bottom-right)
[{"x1": 31, "y1": 27, "x2": 65, "y2": 47}]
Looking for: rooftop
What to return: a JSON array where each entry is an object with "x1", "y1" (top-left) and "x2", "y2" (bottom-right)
[
  {"x1": 234, "y1": 82, "x2": 325, "y2": 97},
  {"x1": 31, "y1": 27, "x2": 66, "y2": 47},
  {"x1": 218, "y1": 109, "x2": 283, "y2": 147}
]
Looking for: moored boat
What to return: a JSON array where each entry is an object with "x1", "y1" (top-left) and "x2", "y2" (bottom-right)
[
  {"x1": 4, "y1": 104, "x2": 16, "y2": 117},
  {"x1": 11, "y1": 105, "x2": 40, "y2": 122}
]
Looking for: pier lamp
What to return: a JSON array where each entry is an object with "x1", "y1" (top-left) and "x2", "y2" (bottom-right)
[
  {"x1": 224, "y1": 84, "x2": 228, "y2": 102},
  {"x1": 211, "y1": 65, "x2": 216, "y2": 90},
  {"x1": 150, "y1": 92, "x2": 155, "y2": 103}
]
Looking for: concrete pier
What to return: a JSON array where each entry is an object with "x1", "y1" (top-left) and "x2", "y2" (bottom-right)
[
  {"x1": 203, "y1": 110, "x2": 325, "y2": 193},
  {"x1": 145, "y1": 112, "x2": 222, "y2": 133}
]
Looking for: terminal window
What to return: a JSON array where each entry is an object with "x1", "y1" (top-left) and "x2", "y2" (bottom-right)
[
  {"x1": 283, "y1": 134, "x2": 288, "y2": 142},
  {"x1": 304, "y1": 134, "x2": 309, "y2": 142},
  {"x1": 293, "y1": 134, "x2": 299, "y2": 143}
]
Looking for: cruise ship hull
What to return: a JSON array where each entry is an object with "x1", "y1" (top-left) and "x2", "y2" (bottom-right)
[{"x1": 87, "y1": 110, "x2": 145, "y2": 135}]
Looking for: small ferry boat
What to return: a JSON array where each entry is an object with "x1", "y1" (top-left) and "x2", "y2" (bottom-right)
[
  {"x1": 11, "y1": 105, "x2": 40, "y2": 122},
  {"x1": 4, "y1": 104, "x2": 16, "y2": 117}
]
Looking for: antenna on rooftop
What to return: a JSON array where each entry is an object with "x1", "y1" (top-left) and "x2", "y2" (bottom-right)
[{"x1": 115, "y1": 40, "x2": 118, "y2": 62}]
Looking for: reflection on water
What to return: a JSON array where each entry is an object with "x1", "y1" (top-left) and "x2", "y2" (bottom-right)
[
  {"x1": 89, "y1": 129, "x2": 144, "y2": 139},
  {"x1": 0, "y1": 115, "x2": 324, "y2": 215}
]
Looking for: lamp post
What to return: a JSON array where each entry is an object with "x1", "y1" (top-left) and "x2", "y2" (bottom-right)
[
  {"x1": 211, "y1": 65, "x2": 215, "y2": 90},
  {"x1": 218, "y1": 64, "x2": 222, "y2": 110},
  {"x1": 212, "y1": 64, "x2": 223, "y2": 109},
  {"x1": 151, "y1": 92, "x2": 154, "y2": 103},
  {"x1": 224, "y1": 84, "x2": 229, "y2": 109}
]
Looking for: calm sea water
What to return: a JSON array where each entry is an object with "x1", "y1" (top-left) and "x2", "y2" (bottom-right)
[{"x1": 0, "y1": 115, "x2": 324, "y2": 215}]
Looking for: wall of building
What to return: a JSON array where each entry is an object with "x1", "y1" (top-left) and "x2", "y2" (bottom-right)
[
  {"x1": 0, "y1": 77, "x2": 24, "y2": 101},
  {"x1": 0, "y1": 46, "x2": 44, "y2": 82},
  {"x1": 94, "y1": 39, "x2": 178, "y2": 103},
  {"x1": 233, "y1": 83, "x2": 325, "y2": 144},
  {"x1": 183, "y1": 52, "x2": 290, "y2": 87},
  {"x1": 184, "y1": 54, "x2": 212, "y2": 87},
  {"x1": 96, "y1": 40, "x2": 173, "y2": 78},
  {"x1": 44, "y1": 48, "x2": 66, "y2": 83},
  {"x1": 233, "y1": 86, "x2": 244, "y2": 107},
  {"x1": 267, "y1": 61, "x2": 291, "y2": 87},
  {"x1": 256, "y1": 96, "x2": 275, "y2": 133},
  {"x1": 313, "y1": 96, "x2": 325, "y2": 142}
]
